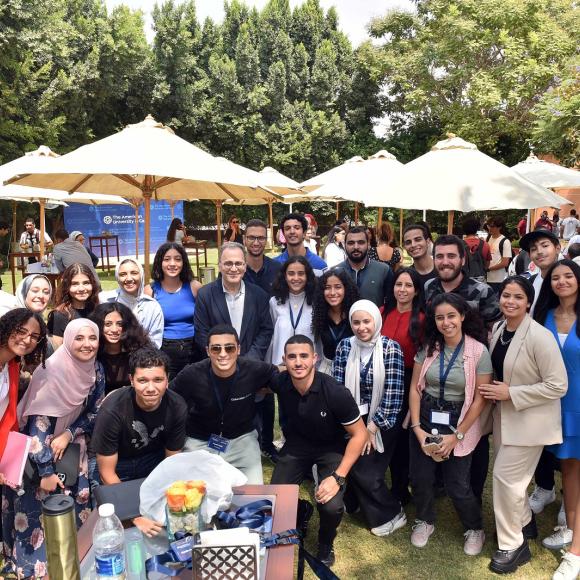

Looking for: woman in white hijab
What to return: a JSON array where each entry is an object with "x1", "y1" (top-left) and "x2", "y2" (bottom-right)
[
  {"x1": 99, "y1": 259, "x2": 164, "y2": 347},
  {"x1": 332, "y1": 299, "x2": 407, "y2": 537},
  {"x1": 0, "y1": 274, "x2": 53, "y2": 317}
]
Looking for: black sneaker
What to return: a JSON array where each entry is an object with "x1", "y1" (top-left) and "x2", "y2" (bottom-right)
[
  {"x1": 489, "y1": 541, "x2": 531, "y2": 574},
  {"x1": 317, "y1": 543, "x2": 336, "y2": 567},
  {"x1": 522, "y1": 513, "x2": 538, "y2": 540}
]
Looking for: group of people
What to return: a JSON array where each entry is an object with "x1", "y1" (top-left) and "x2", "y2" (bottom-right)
[{"x1": 0, "y1": 210, "x2": 578, "y2": 580}]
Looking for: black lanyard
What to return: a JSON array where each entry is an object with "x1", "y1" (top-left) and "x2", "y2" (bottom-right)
[
  {"x1": 360, "y1": 357, "x2": 373, "y2": 384},
  {"x1": 438, "y1": 338, "x2": 464, "y2": 406},
  {"x1": 209, "y1": 366, "x2": 239, "y2": 436},
  {"x1": 289, "y1": 298, "x2": 306, "y2": 335},
  {"x1": 328, "y1": 320, "x2": 347, "y2": 346}
]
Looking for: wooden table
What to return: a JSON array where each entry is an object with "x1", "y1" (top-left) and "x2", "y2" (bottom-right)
[
  {"x1": 89, "y1": 235, "x2": 119, "y2": 274},
  {"x1": 77, "y1": 484, "x2": 298, "y2": 580},
  {"x1": 183, "y1": 240, "x2": 208, "y2": 279},
  {"x1": 8, "y1": 251, "x2": 40, "y2": 293}
]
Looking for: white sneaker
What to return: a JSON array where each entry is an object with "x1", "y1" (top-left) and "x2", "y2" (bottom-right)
[
  {"x1": 552, "y1": 551, "x2": 580, "y2": 580},
  {"x1": 464, "y1": 529, "x2": 486, "y2": 556},
  {"x1": 529, "y1": 485, "x2": 556, "y2": 514},
  {"x1": 558, "y1": 500, "x2": 568, "y2": 528},
  {"x1": 411, "y1": 520, "x2": 435, "y2": 548},
  {"x1": 543, "y1": 526, "x2": 574, "y2": 550},
  {"x1": 371, "y1": 510, "x2": 407, "y2": 537}
]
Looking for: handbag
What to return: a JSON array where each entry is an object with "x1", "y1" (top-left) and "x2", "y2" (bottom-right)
[{"x1": 23, "y1": 443, "x2": 81, "y2": 488}]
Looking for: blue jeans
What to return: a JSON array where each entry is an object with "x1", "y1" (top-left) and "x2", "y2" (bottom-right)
[{"x1": 115, "y1": 449, "x2": 165, "y2": 482}]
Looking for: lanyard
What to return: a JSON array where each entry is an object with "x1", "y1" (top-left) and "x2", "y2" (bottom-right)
[
  {"x1": 328, "y1": 321, "x2": 347, "y2": 346},
  {"x1": 438, "y1": 338, "x2": 464, "y2": 406},
  {"x1": 289, "y1": 298, "x2": 306, "y2": 335},
  {"x1": 360, "y1": 356, "x2": 373, "y2": 384},
  {"x1": 209, "y1": 366, "x2": 239, "y2": 435}
]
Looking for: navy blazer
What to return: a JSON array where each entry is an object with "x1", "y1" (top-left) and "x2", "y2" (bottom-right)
[{"x1": 194, "y1": 280, "x2": 273, "y2": 360}]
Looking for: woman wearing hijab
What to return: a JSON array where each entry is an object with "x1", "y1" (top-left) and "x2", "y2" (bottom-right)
[
  {"x1": 1, "y1": 319, "x2": 105, "y2": 579},
  {"x1": 0, "y1": 309, "x2": 47, "y2": 487},
  {"x1": 99, "y1": 258, "x2": 164, "y2": 347},
  {"x1": 332, "y1": 299, "x2": 407, "y2": 537},
  {"x1": 0, "y1": 274, "x2": 53, "y2": 316}
]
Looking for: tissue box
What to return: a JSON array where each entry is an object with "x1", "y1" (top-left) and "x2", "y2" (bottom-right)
[{"x1": 192, "y1": 545, "x2": 258, "y2": 580}]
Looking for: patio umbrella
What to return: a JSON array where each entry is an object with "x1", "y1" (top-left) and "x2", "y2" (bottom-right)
[
  {"x1": 5, "y1": 115, "x2": 284, "y2": 278},
  {"x1": 512, "y1": 152, "x2": 580, "y2": 189},
  {"x1": 360, "y1": 136, "x2": 571, "y2": 231}
]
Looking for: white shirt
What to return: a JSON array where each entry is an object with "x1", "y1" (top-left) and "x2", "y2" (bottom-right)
[
  {"x1": 268, "y1": 293, "x2": 314, "y2": 365},
  {"x1": 0, "y1": 364, "x2": 10, "y2": 421},
  {"x1": 19, "y1": 228, "x2": 52, "y2": 248},
  {"x1": 565, "y1": 234, "x2": 580, "y2": 254},
  {"x1": 324, "y1": 243, "x2": 346, "y2": 267},
  {"x1": 530, "y1": 272, "x2": 544, "y2": 317},
  {"x1": 487, "y1": 235, "x2": 511, "y2": 284},
  {"x1": 223, "y1": 280, "x2": 245, "y2": 337},
  {"x1": 560, "y1": 217, "x2": 580, "y2": 240},
  {"x1": 304, "y1": 239, "x2": 318, "y2": 253}
]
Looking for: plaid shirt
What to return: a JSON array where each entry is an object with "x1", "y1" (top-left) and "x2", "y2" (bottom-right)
[
  {"x1": 424, "y1": 275, "x2": 501, "y2": 325},
  {"x1": 332, "y1": 336, "x2": 405, "y2": 429}
]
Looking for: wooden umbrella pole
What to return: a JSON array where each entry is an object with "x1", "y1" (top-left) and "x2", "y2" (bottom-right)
[
  {"x1": 134, "y1": 203, "x2": 140, "y2": 259},
  {"x1": 355, "y1": 202, "x2": 359, "y2": 224},
  {"x1": 142, "y1": 178, "x2": 153, "y2": 281},
  {"x1": 377, "y1": 208, "x2": 383, "y2": 227},
  {"x1": 399, "y1": 208, "x2": 403, "y2": 247},
  {"x1": 215, "y1": 201, "x2": 223, "y2": 247},
  {"x1": 447, "y1": 210, "x2": 455, "y2": 234},
  {"x1": 39, "y1": 199, "x2": 46, "y2": 260},
  {"x1": 12, "y1": 201, "x2": 17, "y2": 242},
  {"x1": 336, "y1": 201, "x2": 340, "y2": 220},
  {"x1": 268, "y1": 201, "x2": 274, "y2": 250}
]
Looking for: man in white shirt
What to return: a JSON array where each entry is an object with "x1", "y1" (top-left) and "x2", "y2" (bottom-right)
[
  {"x1": 559, "y1": 209, "x2": 580, "y2": 241},
  {"x1": 485, "y1": 216, "x2": 512, "y2": 293},
  {"x1": 19, "y1": 217, "x2": 52, "y2": 263}
]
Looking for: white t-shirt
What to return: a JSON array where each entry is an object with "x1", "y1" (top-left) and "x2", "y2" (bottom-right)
[
  {"x1": 487, "y1": 235, "x2": 512, "y2": 284},
  {"x1": 560, "y1": 217, "x2": 580, "y2": 240},
  {"x1": 324, "y1": 243, "x2": 346, "y2": 267}
]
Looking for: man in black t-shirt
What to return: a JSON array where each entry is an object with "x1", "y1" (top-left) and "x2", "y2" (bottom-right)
[
  {"x1": 92, "y1": 348, "x2": 187, "y2": 536},
  {"x1": 270, "y1": 335, "x2": 366, "y2": 568},
  {"x1": 170, "y1": 324, "x2": 279, "y2": 484}
]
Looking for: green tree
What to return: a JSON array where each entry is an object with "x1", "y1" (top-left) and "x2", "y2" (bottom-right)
[{"x1": 369, "y1": 0, "x2": 579, "y2": 163}]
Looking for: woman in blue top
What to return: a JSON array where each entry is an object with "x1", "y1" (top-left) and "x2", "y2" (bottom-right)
[
  {"x1": 145, "y1": 242, "x2": 201, "y2": 379},
  {"x1": 535, "y1": 259, "x2": 580, "y2": 579}
]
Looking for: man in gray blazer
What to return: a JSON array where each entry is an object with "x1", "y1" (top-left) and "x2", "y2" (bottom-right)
[{"x1": 335, "y1": 226, "x2": 393, "y2": 308}]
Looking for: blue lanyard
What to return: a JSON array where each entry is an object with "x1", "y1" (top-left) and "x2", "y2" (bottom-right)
[
  {"x1": 439, "y1": 338, "x2": 464, "y2": 406},
  {"x1": 209, "y1": 366, "x2": 239, "y2": 435},
  {"x1": 360, "y1": 357, "x2": 373, "y2": 384},
  {"x1": 328, "y1": 320, "x2": 347, "y2": 346},
  {"x1": 289, "y1": 298, "x2": 306, "y2": 334}
]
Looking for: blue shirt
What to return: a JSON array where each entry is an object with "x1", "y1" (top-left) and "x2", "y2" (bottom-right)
[
  {"x1": 274, "y1": 248, "x2": 327, "y2": 275},
  {"x1": 244, "y1": 255, "x2": 282, "y2": 296},
  {"x1": 151, "y1": 281, "x2": 195, "y2": 340}
]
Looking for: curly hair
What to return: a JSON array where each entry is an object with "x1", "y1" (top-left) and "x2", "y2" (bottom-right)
[
  {"x1": 151, "y1": 242, "x2": 194, "y2": 284},
  {"x1": 383, "y1": 268, "x2": 425, "y2": 350},
  {"x1": 53, "y1": 263, "x2": 99, "y2": 319},
  {"x1": 424, "y1": 293, "x2": 487, "y2": 356},
  {"x1": 272, "y1": 256, "x2": 316, "y2": 305},
  {"x1": 312, "y1": 268, "x2": 360, "y2": 340},
  {"x1": 534, "y1": 260, "x2": 580, "y2": 339},
  {"x1": 0, "y1": 308, "x2": 47, "y2": 367},
  {"x1": 89, "y1": 303, "x2": 151, "y2": 356}
]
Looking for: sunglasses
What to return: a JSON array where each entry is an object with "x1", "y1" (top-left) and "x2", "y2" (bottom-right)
[
  {"x1": 232, "y1": 220, "x2": 240, "y2": 224},
  {"x1": 208, "y1": 344, "x2": 237, "y2": 354}
]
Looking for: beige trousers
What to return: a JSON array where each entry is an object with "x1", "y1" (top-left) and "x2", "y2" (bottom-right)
[{"x1": 493, "y1": 408, "x2": 543, "y2": 550}]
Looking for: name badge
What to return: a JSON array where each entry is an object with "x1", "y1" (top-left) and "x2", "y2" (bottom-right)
[
  {"x1": 208, "y1": 434, "x2": 230, "y2": 453},
  {"x1": 358, "y1": 403, "x2": 369, "y2": 416},
  {"x1": 430, "y1": 410, "x2": 451, "y2": 426}
]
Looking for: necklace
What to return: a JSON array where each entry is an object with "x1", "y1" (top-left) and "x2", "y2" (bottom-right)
[{"x1": 499, "y1": 328, "x2": 514, "y2": 346}]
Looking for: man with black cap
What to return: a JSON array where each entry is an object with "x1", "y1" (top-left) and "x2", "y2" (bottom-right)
[{"x1": 518, "y1": 228, "x2": 566, "y2": 536}]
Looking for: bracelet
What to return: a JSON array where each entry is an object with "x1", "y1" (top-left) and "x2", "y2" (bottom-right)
[{"x1": 410, "y1": 423, "x2": 421, "y2": 429}]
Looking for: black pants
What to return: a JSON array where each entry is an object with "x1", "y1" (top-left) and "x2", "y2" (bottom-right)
[
  {"x1": 161, "y1": 337, "x2": 195, "y2": 380},
  {"x1": 271, "y1": 448, "x2": 345, "y2": 544},
  {"x1": 470, "y1": 435, "x2": 490, "y2": 502},
  {"x1": 409, "y1": 433, "x2": 482, "y2": 530},
  {"x1": 348, "y1": 426, "x2": 401, "y2": 527},
  {"x1": 535, "y1": 447, "x2": 560, "y2": 490},
  {"x1": 389, "y1": 367, "x2": 412, "y2": 502},
  {"x1": 255, "y1": 393, "x2": 275, "y2": 451}
]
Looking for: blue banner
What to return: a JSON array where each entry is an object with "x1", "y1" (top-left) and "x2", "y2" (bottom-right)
[{"x1": 63, "y1": 200, "x2": 184, "y2": 258}]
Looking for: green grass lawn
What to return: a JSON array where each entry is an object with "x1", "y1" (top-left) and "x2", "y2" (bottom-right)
[{"x1": 0, "y1": 249, "x2": 562, "y2": 579}]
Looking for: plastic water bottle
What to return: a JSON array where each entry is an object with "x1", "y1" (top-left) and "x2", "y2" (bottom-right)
[
  {"x1": 93, "y1": 504, "x2": 126, "y2": 579},
  {"x1": 430, "y1": 428, "x2": 443, "y2": 445}
]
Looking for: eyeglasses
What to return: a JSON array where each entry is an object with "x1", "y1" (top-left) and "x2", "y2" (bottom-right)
[
  {"x1": 14, "y1": 327, "x2": 44, "y2": 343},
  {"x1": 208, "y1": 344, "x2": 237, "y2": 354},
  {"x1": 221, "y1": 261, "x2": 246, "y2": 270},
  {"x1": 246, "y1": 236, "x2": 267, "y2": 243},
  {"x1": 232, "y1": 220, "x2": 240, "y2": 224}
]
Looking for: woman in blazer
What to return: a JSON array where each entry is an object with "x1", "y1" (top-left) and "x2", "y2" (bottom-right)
[{"x1": 481, "y1": 275, "x2": 568, "y2": 575}]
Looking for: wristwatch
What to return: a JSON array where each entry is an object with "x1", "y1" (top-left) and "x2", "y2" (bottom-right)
[
  {"x1": 449, "y1": 425, "x2": 464, "y2": 441},
  {"x1": 331, "y1": 471, "x2": 346, "y2": 488}
]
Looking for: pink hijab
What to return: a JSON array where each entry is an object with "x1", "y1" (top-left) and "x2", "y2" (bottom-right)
[{"x1": 18, "y1": 318, "x2": 99, "y2": 435}]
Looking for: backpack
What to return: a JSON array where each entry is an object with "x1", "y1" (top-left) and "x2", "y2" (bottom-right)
[
  {"x1": 486, "y1": 234, "x2": 516, "y2": 268},
  {"x1": 464, "y1": 239, "x2": 487, "y2": 279}
]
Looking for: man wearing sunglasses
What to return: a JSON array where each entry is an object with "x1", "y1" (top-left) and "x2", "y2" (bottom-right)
[
  {"x1": 194, "y1": 241, "x2": 273, "y2": 360},
  {"x1": 171, "y1": 324, "x2": 279, "y2": 483}
]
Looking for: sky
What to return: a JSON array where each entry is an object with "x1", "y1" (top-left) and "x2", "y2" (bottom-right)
[{"x1": 103, "y1": 0, "x2": 413, "y2": 46}]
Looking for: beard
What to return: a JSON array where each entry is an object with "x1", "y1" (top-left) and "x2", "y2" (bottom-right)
[
  {"x1": 436, "y1": 263, "x2": 463, "y2": 282},
  {"x1": 347, "y1": 249, "x2": 368, "y2": 264}
]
